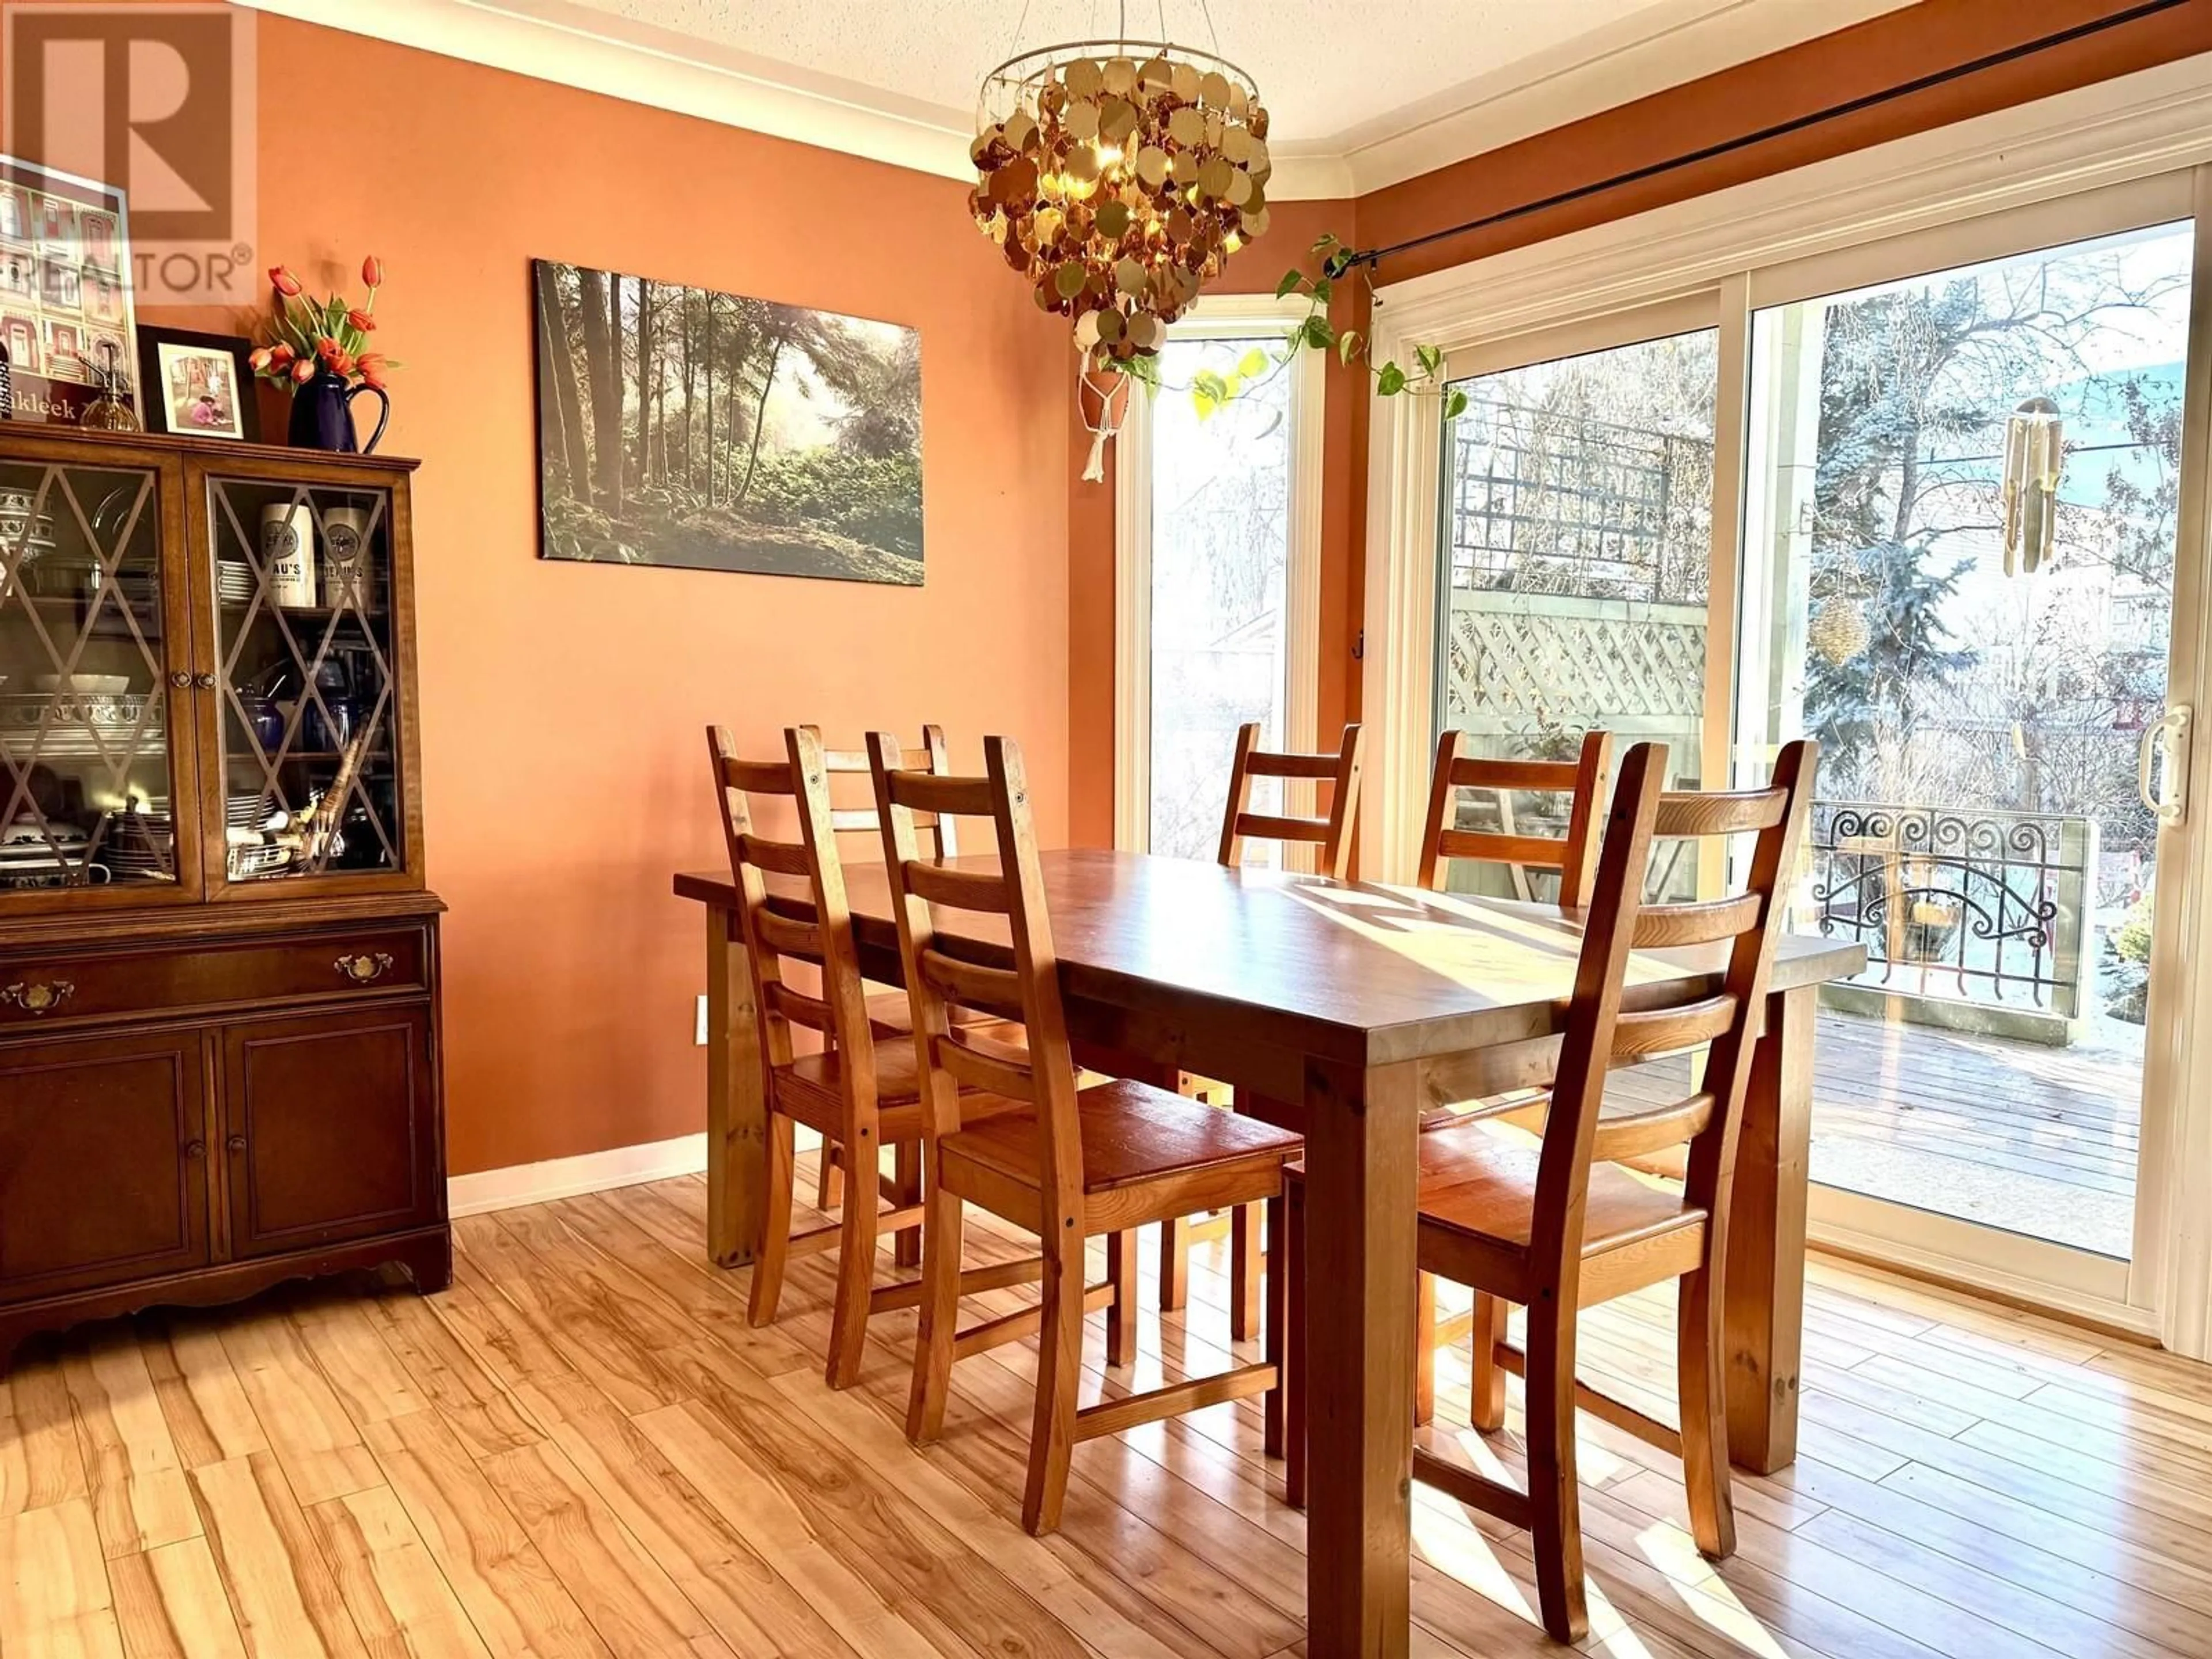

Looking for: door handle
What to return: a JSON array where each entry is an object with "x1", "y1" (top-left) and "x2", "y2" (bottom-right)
[{"x1": 2139, "y1": 704, "x2": 2192, "y2": 828}]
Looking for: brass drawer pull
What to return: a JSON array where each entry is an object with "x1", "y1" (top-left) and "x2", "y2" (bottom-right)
[
  {"x1": 2, "y1": 980, "x2": 75, "y2": 1014},
  {"x1": 335, "y1": 952, "x2": 395, "y2": 984}
]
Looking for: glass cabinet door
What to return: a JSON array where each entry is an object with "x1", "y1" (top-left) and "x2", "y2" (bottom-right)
[
  {"x1": 0, "y1": 454, "x2": 199, "y2": 904},
  {"x1": 202, "y1": 475, "x2": 408, "y2": 889}
]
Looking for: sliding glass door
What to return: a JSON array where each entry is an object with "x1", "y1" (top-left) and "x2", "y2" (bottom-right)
[
  {"x1": 1737, "y1": 222, "x2": 2196, "y2": 1266},
  {"x1": 1419, "y1": 196, "x2": 2207, "y2": 1309}
]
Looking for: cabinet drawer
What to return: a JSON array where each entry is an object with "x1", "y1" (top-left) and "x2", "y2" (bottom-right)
[{"x1": 0, "y1": 928, "x2": 428, "y2": 1027}]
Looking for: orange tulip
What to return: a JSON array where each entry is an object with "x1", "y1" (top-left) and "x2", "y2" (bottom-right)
[
  {"x1": 361, "y1": 255, "x2": 384, "y2": 288},
  {"x1": 316, "y1": 335, "x2": 342, "y2": 365},
  {"x1": 269, "y1": 342, "x2": 296, "y2": 367},
  {"x1": 290, "y1": 357, "x2": 315, "y2": 384},
  {"x1": 270, "y1": 265, "x2": 302, "y2": 297},
  {"x1": 359, "y1": 363, "x2": 387, "y2": 391},
  {"x1": 329, "y1": 350, "x2": 355, "y2": 377},
  {"x1": 347, "y1": 308, "x2": 376, "y2": 333}
]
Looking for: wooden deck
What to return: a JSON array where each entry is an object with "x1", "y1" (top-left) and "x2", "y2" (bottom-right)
[
  {"x1": 6, "y1": 1164, "x2": 2211, "y2": 1659},
  {"x1": 1809, "y1": 1008, "x2": 2143, "y2": 1256}
]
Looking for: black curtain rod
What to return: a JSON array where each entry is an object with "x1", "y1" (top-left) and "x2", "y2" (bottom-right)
[{"x1": 1346, "y1": 0, "x2": 2192, "y2": 272}]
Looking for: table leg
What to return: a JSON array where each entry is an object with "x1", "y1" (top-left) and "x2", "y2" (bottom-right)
[
  {"x1": 1725, "y1": 984, "x2": 1813, "y2": 1472},
  {"x1": 705, "y1": 900, "x2": 767, "y2": 1268},
  {"x1": 1301, "y1": 1058, "x2": 1420, "y2": 1658}
]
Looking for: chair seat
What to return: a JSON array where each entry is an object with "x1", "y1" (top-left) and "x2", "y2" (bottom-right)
[
  {"x1": 1414, "y1": 1120, "x2": 1705, "y2": 1260},
  {"x1": 940, "y1": 1078, "x2": 1301, "y2": 1224}
]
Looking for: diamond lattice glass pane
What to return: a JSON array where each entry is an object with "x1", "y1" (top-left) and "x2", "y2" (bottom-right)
[
  {"x1": 210, "y1": 476, "x2": 403, "y2": 882},
  {"x1": 0, "y1": 461, "x2": 177, "y2": 892}
]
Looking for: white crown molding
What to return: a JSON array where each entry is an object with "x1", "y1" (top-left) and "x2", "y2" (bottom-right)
[{"x1": 234, "y1": 0, "x2": 1922, "y2": 203}]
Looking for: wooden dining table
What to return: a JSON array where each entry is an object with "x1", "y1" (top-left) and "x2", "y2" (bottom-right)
[{"x1": 674, "y1": 847, "x2": 1864, "y2": 1658}]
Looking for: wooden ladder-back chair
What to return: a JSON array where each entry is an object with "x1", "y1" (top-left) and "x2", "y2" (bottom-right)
[
  {"x1": 1416, "y1": 728, "x2": 1612, "y2": 905},
  {"x1": 1218, "y1": 720, "x2": 1366, "y2": 877},
  {"x1": 807, "y1": 724, "x2": 958, "y2": 1226},
  {"x1": 872, "y1": 732, "x2": 1304, "y2": 1534},
  {"x1": 1146, "y1": 721, "x2": 1369, "y2": 1340},
  {"x1": 1410, "y1": 726, "x2": 1613, "y2": 1425},
  {"x1": 1280, "y1": 737, "x2": 1818, "y2": 1643},
  {"x1": 706, "y1": 724, "x2": 1032, "y2": 1388}
]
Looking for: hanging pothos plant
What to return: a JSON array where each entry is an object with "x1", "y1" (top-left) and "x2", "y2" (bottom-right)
[{"x1": 1118, "y1": 234, "x2": 1468, "y2": 421}]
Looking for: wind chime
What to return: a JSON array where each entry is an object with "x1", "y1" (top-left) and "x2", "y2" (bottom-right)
[
  {"x1": 971, "y1": 3, "x2": 1274, "y2": 479},
  {"x1": 2001, "y1": 396, "x2": 2064, "y2": 577}
]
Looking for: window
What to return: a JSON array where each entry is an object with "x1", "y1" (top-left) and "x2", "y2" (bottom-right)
[
  {"x1": 1116, "y1": 303, "x2": 1322, "y2": 858},
  {"x1": 1433, "y1": 329, "x2": 1718, "y2": 896}
]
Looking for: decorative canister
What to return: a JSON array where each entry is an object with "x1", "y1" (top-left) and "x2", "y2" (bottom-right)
[
  {"x1": 259, "y1": 503, "x2": 317, "y2": 607},
  {"x1": 320, "y1": 505, "x2": 373, "y2": 609}
]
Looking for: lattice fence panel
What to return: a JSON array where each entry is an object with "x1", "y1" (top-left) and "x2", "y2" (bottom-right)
[{"x1": 1442, "y1": 594, "x2": 1707, "y2": 733}]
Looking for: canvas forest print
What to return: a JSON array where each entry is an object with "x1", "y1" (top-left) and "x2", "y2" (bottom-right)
[{"x1": 533, "y1": 260, "x2": 923, "y2": 584}]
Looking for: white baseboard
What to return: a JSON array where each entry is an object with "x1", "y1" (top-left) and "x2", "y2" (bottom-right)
[
  {"x1": 448, "y1": 1132, "x2": 707, "y2": 1217},
  {"x1": 446, "y1": 1126, "x2": 828, "y2": 1218}
]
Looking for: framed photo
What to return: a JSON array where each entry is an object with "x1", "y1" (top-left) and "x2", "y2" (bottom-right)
[
  {"x1": 0, "y1": 153, "x2": 139, "y2": 425},
  {"x1": 137, "y1": 325, "x2": 257, "y2": 441}
]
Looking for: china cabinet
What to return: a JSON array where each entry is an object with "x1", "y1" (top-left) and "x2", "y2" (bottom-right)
[{"x1": 0, "y1": 425, "x2": 445, "y2": 1363}]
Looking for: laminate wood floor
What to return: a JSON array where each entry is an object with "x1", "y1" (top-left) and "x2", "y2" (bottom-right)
[{"x1": 5, "y1": 1161, "x2": 2209, "y2": 1659}]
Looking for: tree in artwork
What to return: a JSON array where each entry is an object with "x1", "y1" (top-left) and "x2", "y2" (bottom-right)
[{"x1": 532, "y1": 260, "x2": 923, "y2": 584}]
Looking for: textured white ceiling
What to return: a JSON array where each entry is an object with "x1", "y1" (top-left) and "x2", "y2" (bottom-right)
[{"x1": 558, "y1": 0, "x2": 1733, "y2": 147}]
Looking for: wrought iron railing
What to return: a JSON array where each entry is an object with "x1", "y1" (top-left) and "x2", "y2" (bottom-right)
[{"x1": 1809, "y1": 800, "x2": 2096, "y2": 1018}]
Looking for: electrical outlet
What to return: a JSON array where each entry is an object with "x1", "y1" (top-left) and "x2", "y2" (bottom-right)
[{"x1": 695, "y1": 994, "x2": 709, "y2": 1045}]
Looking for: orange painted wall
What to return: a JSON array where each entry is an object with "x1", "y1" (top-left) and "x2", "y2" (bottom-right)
[{"x1": 41, "y1": 14, "x2": 1074, "y2": 1175}]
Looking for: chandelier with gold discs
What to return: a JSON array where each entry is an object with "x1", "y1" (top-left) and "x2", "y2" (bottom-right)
[{"x1": 971, "y1": 31, "x2": 1272, "y2": 376}]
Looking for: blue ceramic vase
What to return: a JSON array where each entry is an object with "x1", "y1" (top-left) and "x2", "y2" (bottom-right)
[{"x1": 288, "y1": 369, "x2": 390, "y2": 454}]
